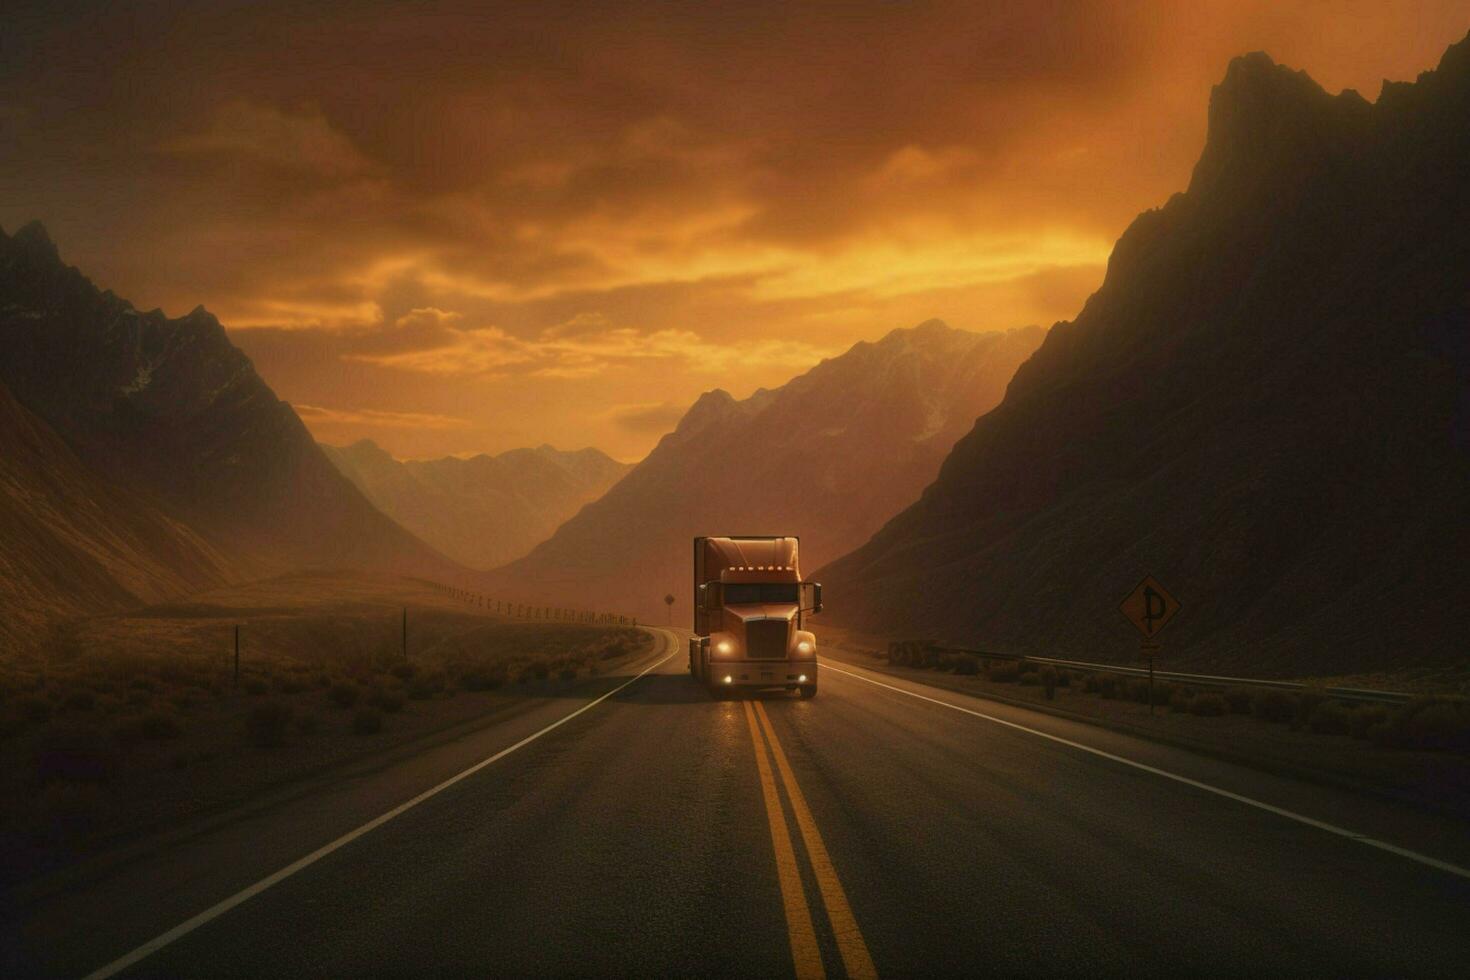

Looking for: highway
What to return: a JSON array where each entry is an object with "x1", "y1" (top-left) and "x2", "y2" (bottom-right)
[{"x1": 6, "y1": 628, "x2": 1470, "y2": 977}]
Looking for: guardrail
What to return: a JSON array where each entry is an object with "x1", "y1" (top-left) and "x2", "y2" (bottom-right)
[
  {"x1": 899, "y1": 643, "x2": 1415, "y2": 705},
  {"x1": 426, "y1": 581, "x2": 638, "y2": 628}
]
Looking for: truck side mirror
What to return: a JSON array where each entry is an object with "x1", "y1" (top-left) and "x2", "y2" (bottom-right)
[
  {"x1": 801, "y1": 581, "x2": 823, "y2": 614},
  {"x1": 700, "y1": 582, "x2": 721, "y2": 611}
]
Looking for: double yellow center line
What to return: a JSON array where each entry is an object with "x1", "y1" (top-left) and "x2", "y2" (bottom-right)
[{"x1": 743, "y1": 700, "x2": 877, "y2": 980}]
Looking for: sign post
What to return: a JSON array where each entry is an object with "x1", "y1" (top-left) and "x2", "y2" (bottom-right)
[{"x1": 1120, "y1": 576, "x2": 1180, "y2": 715}]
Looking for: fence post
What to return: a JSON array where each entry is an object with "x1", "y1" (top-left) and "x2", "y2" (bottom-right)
[{"x1": 233, "y1": 624, "x2": 240, "y2": 689}]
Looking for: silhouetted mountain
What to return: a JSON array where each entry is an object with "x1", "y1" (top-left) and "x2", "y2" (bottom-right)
[
  {"x1": 819, "y1": 38, "x2": 1470, "y2": 676},
  {"x1": 0, "y1": 224, "x2": 456, "y2": 594},
  {"x1": 0, "y1": 379, "x2": 235, "y2": 645},
  {"x1": 322, "y1": 440, "x2": 631, "y2": 568},
  {"x1": 482, "y1": 321, "x2": 1045, "y2": 620}
]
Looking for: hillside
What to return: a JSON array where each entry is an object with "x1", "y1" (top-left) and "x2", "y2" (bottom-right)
[
  {"x1": 482, "y1": 321, "x2": 1045, "y2": 621},
  {"x1": 322, "y1": 441, "x2": 631, "y2": 568},
  {"x1": 0, "y1": 379, "x2": 235, "y2": 646},
  {"x1": 818, "y1": 39, "x2": 1470, "y2": 676},
  {"x1": 0, "y1": 223, "x2": 457, "y2": 590}
]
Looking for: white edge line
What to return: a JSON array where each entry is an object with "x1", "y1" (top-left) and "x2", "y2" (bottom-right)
[
  {"x1": 83, "y1": 632, "x2": 680, "y2": 980},
  {"x1": 821, "y1": 660, "x2": 1470, "y2": 883}
]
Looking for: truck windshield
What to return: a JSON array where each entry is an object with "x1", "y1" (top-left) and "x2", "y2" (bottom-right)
[{"x1": 724, "y1": 583, "x2": 799, "y2": 604}]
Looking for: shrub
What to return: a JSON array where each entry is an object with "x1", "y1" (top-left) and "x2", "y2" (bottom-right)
[
  {"x1": 1223, "y1": 687, "x2": 1255, "y2": 715},
  {"x1": 408, "y1": 672, "x2": 445, "y2": 699},
  {"x1": 329, "y1": 682, "x2": 359, "y2": 708},
  {"x1": 989, "y1": 662, "x2": 1020, "y2": 684},
  {"x1": 1098, "y1": 674, "x2": 1120, "y2": 700},
  {"x1": 242, "y1": 677, "x2": 269, "y2": 696},
  {"x1": 1019, "y1": 672, "x2": 1039, "y2": 686},
  {"x1": 1293, "y1": 688, "x2": 1328, "y2": 731},
  {"x1": 1055, "y1": 670, "x2": 1072, "y2": 688},
  {"x1": 294, "y1": 711, "x2": 320, "y2": 735},
  {"x1": 31, "y1": 723, "x2": 119, "y2": 784},
  {"x1": 1082, "y1": 673, "x2": 1101, "y2": 694},
  {"x1": 1377, "y1": 699, "x2": 1470, "y2": 751},
  {"x1": 460, "y1": 665, "x2": 508, "y2": 691},
  {"x1": 1307, "y1": 701, "x2": 1356, "y2": 736},
  {"x1": 390, "y1": 662, "x2": 417, "y2": 681},
  {"x1": 368, "y1": 688, "x2": 405, "y2": 713},
  {"x1": 1126, "y1": 679, "x2": 1151, "y2": 704},
  {"x1": 63, "y1": 689, "x2": 96, "y2": 712},
  {"x1": 1252, "y1": 690, "x2": 1296, "y2": 724},
  {"x1": 532, "y1": 661, "x2": 550, "y2": 681},
  {"x1": 1018, "y1": 659, "x2": 1039, "y2": 675},
  {"x1": 559, "y1": 665, "x2": 579, "y2": 682},
  {"x1": 1189, "y1": 693, "x2": 1227, "y2": 717},
  {"x1": 1350, "y1": 705, "x2": 1388, "y2": 740},
  {"x1": 18, "y1": 694, "x2": 52, "y2": 724},
  {"x1": 952, "y1": 655, "x2": 980, "y2": 676},
  {"x1": 352, "y1": 708, "x2": 384, "y2": 735},
  {"x1": 246, "y1": 700, "x2": 294, "y2": 748},
  {"x1": 1169, "y1": 688, "x2": 1193, "y2": 713},
  {"x1": 1041, "y1": 666, "x2": 1058, "y2": 700},
  {"x1": 136, "y1": 710, "x2": 184, "y2": 740},
  {"x1": 274, "y1": 675, "x2": 309, "y2": 695}
]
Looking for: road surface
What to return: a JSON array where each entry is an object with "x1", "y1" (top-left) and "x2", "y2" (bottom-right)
[{"x1": 5, "y1": 629, "x2": 1469, "y2": 977}]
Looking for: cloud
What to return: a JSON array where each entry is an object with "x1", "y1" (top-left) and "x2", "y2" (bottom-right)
[
  {"x1": 343, "y1": 319, "x2": 838, "y2": 380},
  {"x1": 162, "y1": 100, "x2": 378, "y2": 179},
  {"x1": 607, "y1": 401, "x2": 690, "y2": 434},
  {"x1": 295, "y1": 404, "x2": 471, "y2": 430}
]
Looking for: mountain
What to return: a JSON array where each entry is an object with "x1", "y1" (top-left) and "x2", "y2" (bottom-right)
[
  {"x1": 818, "y1": 39, "x2": 1470, "y2": 676},
  {"x1": 321, "y1": 440, "x2": 632, "y2": 568},
  {"x1": 0, "y1": 223, "x2": 456, "y2": 597},
  {"x1": 0, "y1": 378, "x2": 235, "y2": 645},
  {"x1": 481, "y1": 321, "x2": 1046, "y2": 621}
]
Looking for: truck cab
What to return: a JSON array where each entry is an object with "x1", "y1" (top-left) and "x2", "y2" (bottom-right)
[{"x1": 689, "y1": 535, "x2": 822, "y2": 699}]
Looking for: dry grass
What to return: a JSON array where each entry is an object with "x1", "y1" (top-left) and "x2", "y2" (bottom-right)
[
  {"x1": 0, "y1": 572, "x2": 654, "y2": 886},
  {"x1": 872, "y1": 634, "x2": 1470, "y2": 756}
]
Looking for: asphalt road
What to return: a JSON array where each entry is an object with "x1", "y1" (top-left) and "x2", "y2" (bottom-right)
[{"x1": 6, "y1": 628, "x2": 1470, "y2": 977}]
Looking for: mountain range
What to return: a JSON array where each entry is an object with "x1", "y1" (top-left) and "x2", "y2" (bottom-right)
[
  {"x1": 481, "y1": 321, "x2": 1046, "y2": 622},
  {"x1": 0, "y1": 223, "x2": 456, "y2": 643},
  {"x1": 818, "y1": 39, "x2": 1470, "y2": 675},
  {"x1": 321, "y1": 440, "x2": 631, "y2": 569}
]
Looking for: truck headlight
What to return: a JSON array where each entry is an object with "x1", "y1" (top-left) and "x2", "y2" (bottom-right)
[
  {"x1": 716, "y1": 640, "x2": 733, "y2": 655},
  {"x1": 796, "y1": 641, "x2": 812, "y2": 654}
]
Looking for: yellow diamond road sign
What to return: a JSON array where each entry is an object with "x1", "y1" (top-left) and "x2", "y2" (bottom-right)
[{"x1": 1120, "y1": 575, "x2": 1180, "y2": 639}]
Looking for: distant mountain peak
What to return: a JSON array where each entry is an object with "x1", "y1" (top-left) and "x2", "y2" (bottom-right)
[
  {"x1": 346, "y1": 437, "x2": 390, "y2": 456},
  {"x1": 1188, "y1": 46, "x2": 1369, "y2": 204},
  {"x1": 673, "y1": 388, "x2": 741, "y2": 436},
  {"x1": 8, "y1": 220, "x2": 61, "y2": 264}
]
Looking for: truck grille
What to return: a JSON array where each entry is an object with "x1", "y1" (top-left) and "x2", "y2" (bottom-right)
[{"x1": 745, "y1": 619, "x2": 789, "y2": 659}]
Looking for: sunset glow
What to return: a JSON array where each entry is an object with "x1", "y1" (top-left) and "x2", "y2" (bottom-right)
[{"x1": 3, "y1": 0, "x2": 1464, "y2": 459}]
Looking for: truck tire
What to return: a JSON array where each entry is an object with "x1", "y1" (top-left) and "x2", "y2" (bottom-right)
[{"x1": 798, "y1": 684, "x2": 817, "y2": 699}]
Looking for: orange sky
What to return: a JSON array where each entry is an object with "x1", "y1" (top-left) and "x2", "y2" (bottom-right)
[{"x1": 3, "y1": 1, "x2": 1466, "y2": 460}]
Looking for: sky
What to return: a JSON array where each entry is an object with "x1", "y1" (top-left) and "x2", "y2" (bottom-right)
[{"x1": 3, "y1": 2, "x2": 1466, "y2": 461}]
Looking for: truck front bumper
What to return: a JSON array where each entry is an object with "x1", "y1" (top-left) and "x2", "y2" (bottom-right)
[{"x1": 707, "y1": 661, "x2": 816, "y2": 689}]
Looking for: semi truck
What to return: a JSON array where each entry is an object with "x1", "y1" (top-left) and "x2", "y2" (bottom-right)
[{"x1": 689, "y1": 535, "x2": 823, "y2": 699}]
